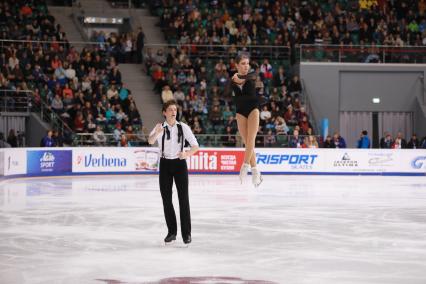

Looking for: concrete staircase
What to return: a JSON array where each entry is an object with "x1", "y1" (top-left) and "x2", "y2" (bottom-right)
[
  {"x1": 120, "y1": 7, "x2": 167, "y2": 130},
  {"x1": 130, "y1": 9, "x2": 165, "y2": 45},
  {"x1": 48, "y1": 6, "x2": 86, "y2": 44},
  {"x1": 126, "y1": 9, "x2": 167, "y2": 130},
  {"x1": 50, "y1": 1, "x2": 167, "y2": 132},
  {"x1": 119, "y1": 64, "x2": 163, "y2": 131},
  {"x1": 77, "y1": 0, "x2": 137, "y2": 18},
  {"x1": 79, "y1": 0, "x2": 111, "y2": 14}
]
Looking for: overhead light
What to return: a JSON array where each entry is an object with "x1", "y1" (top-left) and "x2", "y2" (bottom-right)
[{"x1": 372, "y1": 98, "x2": 380, "y2": 104}]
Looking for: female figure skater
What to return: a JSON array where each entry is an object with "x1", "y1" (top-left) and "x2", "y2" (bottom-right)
[{"x1": 231, "y1": 52, "x2": 263, "y2": 187}]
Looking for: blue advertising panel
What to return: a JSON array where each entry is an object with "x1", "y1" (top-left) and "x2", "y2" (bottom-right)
[{"x1": 27, "y1": 150, "x2": 72, "y2": 174}]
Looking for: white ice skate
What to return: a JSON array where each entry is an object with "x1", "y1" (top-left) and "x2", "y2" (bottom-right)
[
  {"x1": 251, "y1": 168, "x2": 263, "y2": 188},
  {"x1": 239, "y1": 163, "x2": 250, "y2": 184}
]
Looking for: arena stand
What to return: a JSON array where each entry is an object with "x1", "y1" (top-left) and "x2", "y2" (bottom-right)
[{"x1": 0, "y1": 0, "x2": 145, "y2": 147}]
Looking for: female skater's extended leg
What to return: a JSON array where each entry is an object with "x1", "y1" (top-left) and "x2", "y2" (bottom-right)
[
  {"x1": 237, "y1": 111, "x2": 261, "y2": 185},
  {"x1": 236, "y1": 114, "x2": 256, "y2": 166},
  {"x1": 245, "y1": 109, "x2": 259, "y2": 162},
  {"x1": 246, "y1": 109, "x2": 263, "y2": 187},
  {"x1": 236, "y1": 114, "x2": 251, "y2": 183}
]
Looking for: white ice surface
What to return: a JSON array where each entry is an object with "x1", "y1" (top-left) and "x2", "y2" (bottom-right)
[{"x1": 1, "y1": 175, "x2": 426, "y2": 284}]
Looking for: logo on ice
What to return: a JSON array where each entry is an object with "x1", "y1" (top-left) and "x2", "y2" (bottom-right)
[
  {"x1": 78, "y1": 154, "x2": 127, "y2": 168},
  {"x1": 186, "y1": 151, "x2": 217, "y2": 170},
  {"x1": 39, "y1": 152, "x2": 55, "y2": 168}
]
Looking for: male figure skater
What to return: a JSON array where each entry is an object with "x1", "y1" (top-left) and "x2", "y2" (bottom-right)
[{"x1": 148, "y1": 100, "x2": 199, "y2": 244}]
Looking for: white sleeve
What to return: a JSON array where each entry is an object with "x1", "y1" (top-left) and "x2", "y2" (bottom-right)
[
  {"x1": 149, "y1": 126, "x2": 162, "y2": 145},
  {"x1": 182, "y1": 123, "x2": 199, "y2": 147}
]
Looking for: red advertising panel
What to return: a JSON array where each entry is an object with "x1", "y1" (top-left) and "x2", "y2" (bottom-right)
[{"x1": 186, "y1": 149, "x2": 245, "y2": 173}]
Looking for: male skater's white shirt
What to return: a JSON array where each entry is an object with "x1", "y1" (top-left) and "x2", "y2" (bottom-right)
[{"x1": 150, "y1": 121, "x2": 199, "y2": 159}]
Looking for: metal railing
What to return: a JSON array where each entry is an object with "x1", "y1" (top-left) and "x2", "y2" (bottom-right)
[
  {"x1": 0, "y1": 39, "x2": 77, "y2": 53},
  {"x1": 73, "y1": 132, "x2": 148, "y2": 146},
  {"x1": 0, "y1": 40, "x2": 290, "y2": 68},
  {"x1": 73, "y1": 133, "x2": 322, "y2": 148},
  {"x1": 0, "y1": 90, "x2": 31, "y2": 147},
  {"x1": 33, "y1": 97, "x2": 74, "y2": 142},
  {"x1": 152, "y1": 44, "x2": 291, "y2": 62},
  {"x1": 300, "y1": 44, "x2": 426, "y2": 64},
  {"x1": 0, "y1": 90, "x2": 31, "y2": 113},
  {"x1": 0, "y1": 89, "x2": 74, "y2": 143}
]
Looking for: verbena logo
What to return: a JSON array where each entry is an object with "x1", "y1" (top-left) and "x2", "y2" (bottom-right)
[{"x1": 80, "y1": 154, "x2": 127, "y2": 168}]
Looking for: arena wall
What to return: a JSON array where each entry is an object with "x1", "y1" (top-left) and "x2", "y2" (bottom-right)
[
  {"x1": 1, "y1": 148, "x2": 425, "y2": 178},
  {"x1": 300, "y1": 63, "x2": 426, "y2": 139}
]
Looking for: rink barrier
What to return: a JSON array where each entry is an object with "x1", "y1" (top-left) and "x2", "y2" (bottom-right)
[{"x1": 1, "y1": 147, "x2": 425, "y2": 178}]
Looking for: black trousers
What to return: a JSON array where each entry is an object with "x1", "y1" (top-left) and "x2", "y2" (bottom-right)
[{"x1": 159, "y1": 158, "x2": 191, "y2": 237}]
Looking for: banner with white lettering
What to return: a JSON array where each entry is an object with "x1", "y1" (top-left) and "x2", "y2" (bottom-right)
[
  {"x1": 27, "y1": 150, "x2": 72, "y2": 175},
  {"x1": 187, "y1": 149, "x2": 245, "y2": 173}
]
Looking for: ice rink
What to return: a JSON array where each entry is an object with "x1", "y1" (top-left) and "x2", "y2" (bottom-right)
[{"x1": 1, "y1": 174, "x2": 426, "y2": 284}]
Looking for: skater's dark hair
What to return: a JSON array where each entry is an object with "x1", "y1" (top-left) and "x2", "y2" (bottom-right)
[
  {"x1": 236, "y1": 51, "x2": 250, "y2": 63},
  {"x1": 162, "y1": 100, "x2": 178, "y2": 112}
]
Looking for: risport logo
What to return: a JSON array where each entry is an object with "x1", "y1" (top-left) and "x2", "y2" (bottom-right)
[
  {"x1": 187, "y1": 151, "x2": 218, "y2": 171},
  {"x1": 77, "y1": 153, "x2": 127, "y2": 168},
  {"x1": 411, "y1": 156, "x2": 426, "y2": 169},
  {"x1": 333, "y1": 153, "x2": 358, "y2": 167},
  {"x1": 256, "y1": 153, "x2": 318, "y2": 169},
  {"x1": 27, "y1": 150, "x2": 72, "y2": 174}
]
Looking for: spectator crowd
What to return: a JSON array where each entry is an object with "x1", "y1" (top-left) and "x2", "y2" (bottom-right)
[
  {"x1": 151, "y1": 0, "x2": 426, "y2": 48},
  {"x1": 0, "y1": 0, "x2": 145, "y2": 146}
]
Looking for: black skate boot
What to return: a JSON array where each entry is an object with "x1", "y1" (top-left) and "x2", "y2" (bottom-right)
[
  {"x1": 183, "y1": 235, "x2": 192, "y2": 245},
  {"x1": 164, "y1": 233, "x2": 176, "y2": 244}
]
